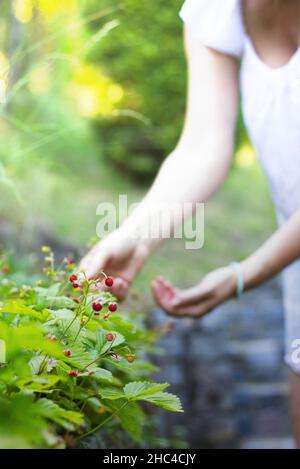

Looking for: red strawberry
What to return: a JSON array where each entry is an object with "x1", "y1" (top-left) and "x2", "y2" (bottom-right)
[
  {"x1": 105, "y1": 277, "x2": 114, "y2": 287},
  {"x1": 108, "y1": 302, "x2": 117, "y2": 312},
  {"x1": 92, "y1": 302, "x2": 102, "y2": 312},
  {"x1": 106, "y1": 332, "x2": 115, "y2": 342}
]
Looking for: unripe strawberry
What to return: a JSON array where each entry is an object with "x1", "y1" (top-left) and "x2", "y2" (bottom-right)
[
  {"x1": 69, "y1": 274, "x2": 77, "y2": 282},
  {"x1": 105, "y1": 277, "x2": 114, "y2": 287},
  {"x1": 64, "y1": 349, "x2": 71, "y2": 357},
  {"x1": 127, "y1": 354, "x2": 135, "y2": 363},
  {"x1": 108, "y1": 302, "x2": 117, "y2": 312},
  {"x1": 106, "y1": 332, "x2": 115, "y2": 341},
  {"x1": 103, "y1": 313, "x2": 110, "y2": 320},
  {"x1": 68, "y1": 370, "x2": 79, "y2": 377}
]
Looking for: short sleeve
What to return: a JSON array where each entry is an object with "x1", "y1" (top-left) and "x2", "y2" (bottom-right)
[{"x1": 179, "y1": 0, "x2": 245, "y2": 58}]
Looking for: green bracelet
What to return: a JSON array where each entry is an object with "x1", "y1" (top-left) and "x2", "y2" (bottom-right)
[{"x1": 230, "y1": 262, "x2": 244, "y2": 300}]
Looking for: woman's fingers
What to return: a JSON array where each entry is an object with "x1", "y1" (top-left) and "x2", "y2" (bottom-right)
[
  {"x1": 92, "y1": 276, "x2": 129, "y2": 301},
  {"x1": 167, "y1": 298, "x2": 216, "y2": 318},
  {"x1": 152, "y1": 275, "x2": 218, "y2": 318},
  {"x1": 152, "y1": 278, "x2": 215, "y2": 317},
  {"x1": 80, "y1": 244, "x2": 110, "y2": 280},
  {"x1": 154, "y1": 276, "x2": 211, "y2": 308},
  {"x1": 151, "y1": 278, "x2": 177, "y2": 311}
]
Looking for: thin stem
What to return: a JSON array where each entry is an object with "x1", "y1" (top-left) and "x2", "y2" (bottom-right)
[{"x1": 76, "y1": 400, "x2": 128, "y2": 442}]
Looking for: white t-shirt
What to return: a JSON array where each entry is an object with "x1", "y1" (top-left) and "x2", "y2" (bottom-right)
[
  {"x1": 180, "y1": 0, "x2": 300, "y2": 374},
  {"x1": 179, "y1": 0, "x2": 300, "y2": 220}
]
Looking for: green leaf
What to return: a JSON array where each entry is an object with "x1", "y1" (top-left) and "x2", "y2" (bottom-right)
[
  {"x1": 35, "y1": 284, "x2": 61, "y2": 297},
  {"x1": 99, "y1": 386, "x2": 124, "y2": 400},
  {"x1": 95, "y1": 329, "x2": 106, "y2": 352},
  {"x1": 105, "y1": 399, "x2": 145, "y2": 442},
  {"x1": 96, "y1": 330, "x2": 125, "y2": 355},
  {"x1": 0, "y1": 395, "x2": 47, "y2": 449},
  {"x1": 41, "y1": 296, "x2": 75, "y2": 309},
  {"x1": 66, "y1": 343, "x2": 96, "y2": 368},
  {"x1": 84, "y1": 397, "x2": 103, "y2": 413},
  {"x1": 93, "y1": 367, "x2": 113, "y2": 382},
  {"x1": 123, "y1": 381, "x2": 169, "y2": 398},
  {"x1": 58, "y1": 317, "x2": 86, "y2": 344},
  {"x1": 138, "y1": 392, "x2": 183, "y2": 413},
  {"x1": 0, "y1": 324, "x2": 63, "y2": 359},
  {"x1": 16, "y1": 375, "x2": 63, "y2": 392},
  {"x1": 36, "y1": 398, "x2": 83, "y2": 431},
  {"x1": 45, "y1": 308, "x2": 75, "y2": 325},
  {"x1": 122, "y1": 381, "x2": 183, "y2": 412},
  {"x1": 29, "y1": 355, "x2": 58, "y2": 374},
  {"x1": 1, "y1": 300, "x2": 43, "y2": 319}
]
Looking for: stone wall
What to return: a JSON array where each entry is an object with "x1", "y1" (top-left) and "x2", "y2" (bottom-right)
[{"x1": 151, "y1": 279, "x2": 294, "y2": 449}]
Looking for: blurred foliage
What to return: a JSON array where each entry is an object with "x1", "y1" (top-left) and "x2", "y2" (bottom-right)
[{"x1": 83, "y1": 0, "x2": 186, "y2": 182}]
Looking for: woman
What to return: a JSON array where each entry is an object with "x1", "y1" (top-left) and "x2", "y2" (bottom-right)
[{"x1": 81, "y1": 0, "x2": 300, "y2": 446}]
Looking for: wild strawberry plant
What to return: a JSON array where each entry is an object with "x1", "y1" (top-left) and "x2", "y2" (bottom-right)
[{"x1": 0, "y1": 248, "x2": 182, "y2": 449}]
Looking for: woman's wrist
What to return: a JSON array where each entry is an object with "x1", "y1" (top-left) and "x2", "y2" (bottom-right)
[
  {"x1": 227, "y1": 258, "x2": 260, "y2": 299},
  {"x1": 240, "y1": 256, "x2": 265, "y2": 291},
  {"x1": 229, "y1": 262, "x2": 245, "y2": 299}
]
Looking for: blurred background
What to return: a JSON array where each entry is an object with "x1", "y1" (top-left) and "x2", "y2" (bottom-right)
[{"x1": 0, "y1": 0, "x2": 293, "y2": 448}]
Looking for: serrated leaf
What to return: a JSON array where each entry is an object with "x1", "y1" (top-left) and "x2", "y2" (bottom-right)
[
  {"x1": 36, "y1": 398, "x2": 83, "y2": 431},
  {"x1": 137, "y1": 391, "x2": 183, "y2": 413},
  {"x1": 124, "y1": 381, "x2": 169, "y2": 398},
  {"x1": 102, "y1": 357, "x2": 132, "y2": 372},
  {"x1": 59, "y1": 317, "x2": 86, "y2": 344},
  {"x1": 0, "y1": 324, "x2": 63, "y2": 360},
  {"x1": 102, "y1": 331, "x2": 125, "y2": 352},
  {"x1": 16, "y1": 374, "x2": 62, "y2": 392},
  {"x1": 66, "y1": 343, "x2": 97, "y2": 368},
  {"x1": 35, "y1": 284, "x2": 61, "y2": 297},
  {"x1": 99, "y1": 386, "x2": 124, "y2": 400},
  {"x1": 29, "y1": 355, "x2": 58, "y2": 374},
  {"x1": 1, "y1": 300, "x2": 43, "y2": 319},
  {"x1": 95, "y1": 329, "x2": 106, "y2": 352},
  {"x1": 45, "y1": 308, "x2": 75, "y2": 326},
  {"x1": 41, "y1": 296, "x2": 76, "y2": 309},
  {"x1": 93, "y1": 367, "x2": 113, "y2": 381}
]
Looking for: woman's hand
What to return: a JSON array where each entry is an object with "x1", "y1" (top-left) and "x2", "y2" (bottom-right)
[
  {"x1": 79, "y1": 228, "x2": 150, "y2": 300},
  {"x1": 152, "y1": 266, "x2": 236, "y2": 318}
]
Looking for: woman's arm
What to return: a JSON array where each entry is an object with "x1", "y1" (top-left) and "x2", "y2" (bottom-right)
[
  {"x1": 152, "y1": 210, "x2": 300, "y2": 317},
  {"x1": 80, "y1": 30, "x2": 240, "y2": 296},
  {"x1": 122, "y1": 30, "x2": 240, "y2": 247},
  {"x1": 241, "y1": 210, "x2": 300, "y2": 289}
]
